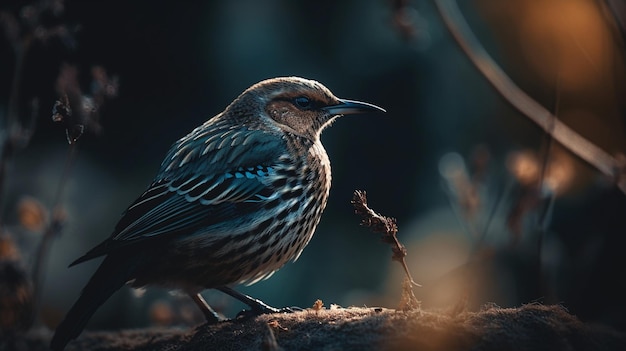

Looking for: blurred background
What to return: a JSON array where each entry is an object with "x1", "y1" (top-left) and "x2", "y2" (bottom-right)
[{"x1": 1, "y1": 0, "x2": 625, "y2": 334}]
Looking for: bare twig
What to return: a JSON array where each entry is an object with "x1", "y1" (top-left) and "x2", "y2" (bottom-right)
[
  {"x1": 433, "y1": 0, "x2": 626, "y2": 194},
  {"x1": 438, "y1": 153, "x2": 480, "y2": 241},
  {"x1": 535, "y1": 74, "x2": 561, "y2": 255},
  {"x1": 351, "y1": 190, "x2": 421, "y2": 311},
  {"x1": 30, "y1": 142, "x2": 74, "y2": 326}
]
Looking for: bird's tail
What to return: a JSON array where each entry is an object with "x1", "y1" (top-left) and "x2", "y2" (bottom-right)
[{"x1": 50, "y1": 256, "x2": 132, "y2": 351}]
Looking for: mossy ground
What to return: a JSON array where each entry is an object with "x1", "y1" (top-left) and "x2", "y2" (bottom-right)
[{"x1": 2, "y1": 304, "x2": 625, "y2": 351}]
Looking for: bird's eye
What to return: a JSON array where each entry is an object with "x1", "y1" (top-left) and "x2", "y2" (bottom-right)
[{"x1": 293, "y1": 96, "x2": 312, "y2": 110}]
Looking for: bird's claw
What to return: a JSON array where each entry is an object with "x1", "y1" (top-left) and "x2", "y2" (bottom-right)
[
  {"x1": 234, "y1": 306, "x2": 302, "y2": 320},
  {"x1": 204, "y1": 313, "x2": 224, "y2": 324},
  {"x1": 281, "y1": 306, "x2": 303, "y2": 312}
]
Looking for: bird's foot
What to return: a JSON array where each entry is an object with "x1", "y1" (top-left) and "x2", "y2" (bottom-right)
[{"x1": 217, "y1": 286, "x2": 302, "y2": 320}]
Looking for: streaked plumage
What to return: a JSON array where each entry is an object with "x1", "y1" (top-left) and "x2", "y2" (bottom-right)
[{"x1": 51, "y1": 77, "x2": 384, "y2": 350}]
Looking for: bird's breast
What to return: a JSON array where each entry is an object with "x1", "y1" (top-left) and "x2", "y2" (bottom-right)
[{"x1": 134, "y1": 140, "x2": 333, "y2": 290}]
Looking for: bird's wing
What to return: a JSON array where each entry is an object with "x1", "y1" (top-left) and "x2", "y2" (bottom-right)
[{"x1": 70, "y1": 120, "x2": 288, "y2": 266}]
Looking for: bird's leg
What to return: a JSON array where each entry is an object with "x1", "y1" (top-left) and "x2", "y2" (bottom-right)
[
  {"x1": 217, "y1": 287, "x2": 297, "y2": 318},
  {"x1": 189, "y1": 293, "x2": 221, "y2": 323}
]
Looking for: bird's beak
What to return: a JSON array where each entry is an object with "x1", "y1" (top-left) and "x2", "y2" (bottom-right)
[{"x1": 322, "y1": 99, "x2": 386, "y2": 115}]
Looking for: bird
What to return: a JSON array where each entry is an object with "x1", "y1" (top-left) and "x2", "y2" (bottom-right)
[{"x1": 50, "y1": 76, "x2": 385, "y2": 350}]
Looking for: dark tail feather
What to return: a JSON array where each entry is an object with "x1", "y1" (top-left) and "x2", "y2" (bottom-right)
[{"x1": 50, "y1": 256, "x2": 131, "y2": 351}]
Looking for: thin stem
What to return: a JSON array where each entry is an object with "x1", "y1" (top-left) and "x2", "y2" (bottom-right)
[
  {"x1": 440, "y1": 179, "x2": 478, "y2": 242},
  {"x1": 536, "y1": 74, "x2": 560, "y2": 253},
  {"x1": 352, "y1": 190, "x2": 421, "y2": 287},
  {"x1": 31, "y1": 142, "x2": 78, "y2": 326},
  {"x1": 476, "y1": 176, "x2": 511, "y2": 252}
]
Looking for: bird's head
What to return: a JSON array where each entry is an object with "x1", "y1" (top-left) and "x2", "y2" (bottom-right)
[{"x1": 226, "y1": 77, "x2": 385, "y2": 141}]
